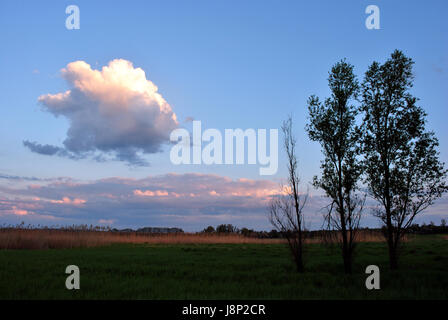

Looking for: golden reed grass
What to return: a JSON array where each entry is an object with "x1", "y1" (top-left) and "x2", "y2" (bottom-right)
[
  {"x1": 0, "y1": 228, "x2": 388, "y2": 250},
  {"x1": 0, "y1": 228, "x2": 284, "y2": 249}
]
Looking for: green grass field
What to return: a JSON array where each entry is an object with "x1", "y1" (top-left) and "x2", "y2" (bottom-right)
[{"x1": 0, "y1": 235, "x2": 447, "y2": 299}]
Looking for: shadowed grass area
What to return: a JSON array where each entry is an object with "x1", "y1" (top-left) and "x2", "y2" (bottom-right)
[{"x1": 0, "y1": 235, "x2": 446, "y2": 299}]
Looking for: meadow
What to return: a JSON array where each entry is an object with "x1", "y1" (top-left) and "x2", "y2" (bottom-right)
[{"x1": 0, "y1": 231, "x2": 446, "y2": 299}]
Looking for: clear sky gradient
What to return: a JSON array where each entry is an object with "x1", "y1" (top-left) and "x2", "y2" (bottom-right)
[{"x1": 0, "y1": 0, "x2": 447, "y2": 231}]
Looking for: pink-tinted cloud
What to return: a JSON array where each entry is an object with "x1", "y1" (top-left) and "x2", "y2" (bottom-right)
[
  {"x1": 98, "y1": 219, "x2": 115, "y2": 225},
  {"x1": 49, "y1": 197, "x2": 86, "y2": 205},
  {"x1": 11, "y1": 206, "x2": 31, "y2": 216},
  {"x1": 0, "y1": 172, "x2": 446, "y2": 231},
  {"x1": 0, "y1": 173, "x2": 285, "y2": 229},
  {"x1": 134, "y1": 190, "x2": 169, "y2": 197}
]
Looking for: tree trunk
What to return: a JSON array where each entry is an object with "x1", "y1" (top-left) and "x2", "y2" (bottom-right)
[
  {"x1": 384, "y1": 148, "x2": 398, "y2": 270},
  {"x1": 341, "y1": 228, "x2": 352, "y2": 273},
  {"x1": 387, "y1": 236, "x2": 399, "y2": 270},
  {"x1": 343, "y1": 249, "x2": 352, "y2": 274},
  {"x1": 295, "y1": 253, "x2": 304, "y2": 272},
  {"x1": 385, "y1": 214, "x2": 398, "y2": 269},
  {"x1": 293, "y1": 240, "x2": 304, "y2": 272},
  {"x1": 297, "y1": 232, "x2": 304, "y2": 272}
]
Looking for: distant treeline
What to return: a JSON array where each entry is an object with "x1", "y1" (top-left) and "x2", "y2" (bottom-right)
[
  {"x1": 111, "y1": 227, "x2": 184, "y2": 234},
  {"x1": 0, "y1": 223, "x2": 184, "y2": 234},
  {"x1": 200, "y1": 220, "x2": 448, "y2": 238},
  {"x1": 2, "y1": 220, "x2": 447, "y2": 237},
  {"x1": 406, "y1": 220, "x2": 448, "y2": 235}
]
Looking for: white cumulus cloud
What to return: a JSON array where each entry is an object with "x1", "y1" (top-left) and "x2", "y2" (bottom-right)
[{"x1": 24, "y1": 59, "x2": 178, "y2": 166}]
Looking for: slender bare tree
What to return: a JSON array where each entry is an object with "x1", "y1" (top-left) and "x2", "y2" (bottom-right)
[{"x1": 269, "y1": 116, "x2": 308, "y2": 272}]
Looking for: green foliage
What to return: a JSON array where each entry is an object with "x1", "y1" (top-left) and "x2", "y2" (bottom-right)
[
  {"x1": 361, "y1": 50, "x2": 448, "y2": 268},
  {"x1": 202, "y1": 226, "x2": 215, "y2": 233},
  {"x1": 216, "y1": 224, "x2": 238, "y2": 233},
  {"x1": 306, "y1": 60, "x2": 364, "y2": 273}
]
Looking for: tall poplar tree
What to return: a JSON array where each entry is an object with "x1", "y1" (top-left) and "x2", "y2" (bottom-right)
[
  {"x1": 361, "y1": 50, "x2": 447, "y2": 269},
  {"x1": 307, "y1": 60, "x2": 364, "y2": 274}
]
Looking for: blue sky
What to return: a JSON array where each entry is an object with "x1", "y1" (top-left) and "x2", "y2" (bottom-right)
[{"x1": 0, "y1": 0, "x2": 447, "y2": 231}]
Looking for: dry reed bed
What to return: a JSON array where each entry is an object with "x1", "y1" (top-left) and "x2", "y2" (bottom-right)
[
  {"x1": 0, "y1": 228, "x2": 388, "y2": 250},
  {"x1": 0, "y1": 229, "x2": 284, "y2": 249}
]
